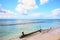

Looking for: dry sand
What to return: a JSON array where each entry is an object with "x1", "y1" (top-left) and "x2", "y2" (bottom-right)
[{"x1": 9, "y1": 27, "x2": 60, "y2": 40}]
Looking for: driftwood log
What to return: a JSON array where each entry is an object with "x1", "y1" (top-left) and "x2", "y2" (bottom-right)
[{"x1": 20, "y1": 29, "x2": 42, "y2": 38}]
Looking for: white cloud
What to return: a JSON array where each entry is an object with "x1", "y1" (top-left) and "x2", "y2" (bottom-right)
[
  {"x1": 0, "y1": 5, "x2": 40, "y2": 19},
  {"x1": 16, "y1": 0, "x2": 38, "y2": 14},
  {"x1": 28, "y1": 13, "x2": 41, "y2": 17},
  {"x1": 0, "y1": 7, "x2": 41, "y2": 19},
  {"x1": 45, "y1": 8, "x2": 60, "y2": 19},
  {"x1": 51, "y1": 8, "x2": 60, "y2": 18},
  {"x1": 40, "y1": 0, "x2": 49, "y2": 5},
  {"x1": 51, "y1": 8, "x2": 60, "y2": 17},
  {"x1": 0, "y1": 8, "x2": 18, "y2": 19}
]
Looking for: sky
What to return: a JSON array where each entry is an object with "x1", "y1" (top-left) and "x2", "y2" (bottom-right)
[{"x1": 0, "y1": 0, "x2": 60, "y2": 19}]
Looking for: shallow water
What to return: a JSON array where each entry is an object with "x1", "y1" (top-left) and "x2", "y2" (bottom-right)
[{"x1": 0, "y1": 19, "x2": 60, "y2": 40}]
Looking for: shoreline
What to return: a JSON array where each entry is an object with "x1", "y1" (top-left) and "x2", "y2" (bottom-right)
[{"x1": 9, "y1": 27, "x2": 60, "y2": 40}]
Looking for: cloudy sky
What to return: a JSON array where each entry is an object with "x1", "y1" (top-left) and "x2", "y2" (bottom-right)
[{"x1": 0, "y1": 0, "x2": 60, "y2": 19}]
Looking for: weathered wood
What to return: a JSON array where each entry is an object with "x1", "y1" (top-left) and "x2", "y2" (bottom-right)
[{"x1": 20, "y1": 29, "x2": 42, "y2": 38}]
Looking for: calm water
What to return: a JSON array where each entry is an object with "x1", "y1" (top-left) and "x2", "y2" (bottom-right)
[{"x1": 0, "y1": 19, "x2": 60, "y2": 39}]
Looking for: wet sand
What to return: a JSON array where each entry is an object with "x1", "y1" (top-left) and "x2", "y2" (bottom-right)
[{"x1": 9, "y1": 27, "x2": 60, "y2": 40}]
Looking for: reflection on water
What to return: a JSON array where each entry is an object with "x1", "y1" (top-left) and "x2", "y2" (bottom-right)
[{"x1": 0, "y1": 19, "x2": 60, "y2": 39}]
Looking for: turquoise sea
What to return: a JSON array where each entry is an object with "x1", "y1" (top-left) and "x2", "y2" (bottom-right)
[{"x1": 0, "y1": 19, "x2": 60, "y2": 40}]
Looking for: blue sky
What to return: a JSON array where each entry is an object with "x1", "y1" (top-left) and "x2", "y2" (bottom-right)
[{"x1": 0, "y1": 0, "x2": 60, "y2": 19}]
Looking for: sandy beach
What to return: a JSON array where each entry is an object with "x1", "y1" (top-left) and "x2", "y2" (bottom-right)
[{"x1": 9, "y1": 27, "x2": 60, "y2": 40}]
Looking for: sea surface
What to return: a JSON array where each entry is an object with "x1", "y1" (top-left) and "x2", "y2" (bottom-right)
[{"x1": 0, "y1": 19, "x2": 60, "y2": 40}]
